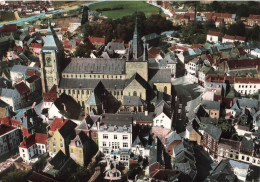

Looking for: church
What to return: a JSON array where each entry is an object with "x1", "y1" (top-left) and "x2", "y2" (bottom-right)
[{"x1": 40, "y1": 19, "x2": 172, "y2": 115}]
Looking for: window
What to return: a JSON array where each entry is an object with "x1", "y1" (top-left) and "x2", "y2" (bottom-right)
[
  {"x1": 123, "y1": 143, "x2": 128, "y2": 148},
  {"x1": 60, "y1": 144, "x2": 63, "y2": 148},
  {"x1": 103, "y1": 142, "x2": 106, "y2": 147},
  {"x1": 103, "y1": 149, "x2": 109, "y2": 154},
  {"x1": 133, "y1": 91, "x2": 137, "y2": 96},
  {"x1": 247, "y1": 157, "x2": 250, "y2": 161},
  {"x1": 112, "y1": 142, "x2": 119, "y2": 149},
  {"x1": 242, "y1": 156, "x2": 245, "y2": 160},
  {"x1": 123, "y1": 135, "x2": 128, "y2": 140},
  {"x1": 114, "y1": 135, "x2": 117, "y2": 139},
  {"x1": 71, "y1": 148, "x2": 74, "y2": 153},
  {"x1": 103, "y1": 134, "x2": 108, "y2": 139}
]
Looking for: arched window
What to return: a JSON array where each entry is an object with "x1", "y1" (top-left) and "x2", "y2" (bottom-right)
[
  {"x1": 133, "y1": 91, "x2": 137, "y2": 96},
  {"x1": 164, "y1": 86, "x2": 167, "y2": 94}
]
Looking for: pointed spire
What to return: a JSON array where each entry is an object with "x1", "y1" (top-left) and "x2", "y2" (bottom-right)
[
  {"x1": 42, "y1": 19, "x2": 58, "y2": 50},
  {"x1": 132, "y1": 17, "x2": 143, "y2": 60}
]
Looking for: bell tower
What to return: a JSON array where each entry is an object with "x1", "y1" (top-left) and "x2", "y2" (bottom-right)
[{"x1": 41, "y1": 21, "x2": 60, "y2": 93}]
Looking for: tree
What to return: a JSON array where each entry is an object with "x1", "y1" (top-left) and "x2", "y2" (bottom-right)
[
  {"x1": 75, "y1": 42, "x2": 94, "y2": 58},
  {"x1": 81, "y1": 7, "x2": 89, "y2": 25},
  {"x1": 2, "y1": 169, "x2": 30, "y2": 182}
]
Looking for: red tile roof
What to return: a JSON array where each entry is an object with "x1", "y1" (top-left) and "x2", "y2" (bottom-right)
[
  {"x1": 223, "y1": 35, "x2": 246, "y2": 41},
  {"x1": 13, "y1": 46, "x2": 23, "y2": 54},
  {"x1": 237, "y1": 47, "x2": 246, "y2": 55},
  {"x1": 88, "y1": 36, "x2": 105, "y2": 45},
  {"x1": 0, "y1": 117, "x2": 22, "y2": 127},
  {"x1": 61, "y1": 27, "x2": 68, "y2": 32},
  {"x1": 206, "y1": 74, "x2": 234, "y2": 84},
  {"x1": 44, "y1": 85, "x2": 57, "y2": 102},
  {"x1": 30, "y1": 43, "x2": 43, "y2": 48},
  {"x1": 248, "y1": 14, "x2": 260, "y2": 20},
  {"x1": 26, "y1": 75, "x2": 40, "y2": 83},
  {"x1": 148, "y1": 47, "x2": 161, "y2": 59},
  {"x1": 169, "y1": 45, "x2": 189, "y2": 51},
  {"x1": 0, "y1": 24, "x2": 17, "y2": 33},
  {"x1": 75, "y1": 38, "x2": 82, "y2": 45},
  {"x1": 208, "y1": 31, "x2": 221, "y2": 37},
  {"x1": 227, "y1": 58, "x2": 260, "y2": 70},
  {"x1": 235, "y1": 77, "x2": 260, "y2": 84},
  {"x1": 0, "y1": 124, "x2": 16, "y2": 136},
  {"x1": 19, "y1": 133, "x2": 48, "y2": 148},
  {"x1": 15, "y1": 82, "x2": 30, "y2": 94},
  {"x1": 190, "y1": 44, "x2": 203, "y2": 49},
  {"x1": 26, "y1": 69, "x2": 40, "y2": 77},
  {"x1": 49, "y1": 118, "x2": 69, "y2": 132}
]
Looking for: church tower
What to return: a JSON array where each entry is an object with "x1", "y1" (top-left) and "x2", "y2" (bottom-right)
[
  {"x1": 41, "y1": 21, "x2": 61, "y2": 93},
  {"x1": 126, "y1": 18, "x2": 148, "y2": 81},
  {"x1": 132, "y1": 18, "x2": 143, "y2": 60}
]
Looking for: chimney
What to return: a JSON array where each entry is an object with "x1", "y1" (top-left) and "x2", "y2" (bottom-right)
[
  {"x1": 23, "y1": 111, "x2": 26, "y2": 118},
  {"x1": 30, "y1": 118, "x2": 33, "y2": 125},
  {"x1": 145, "y1": 111, "x2": 148, "y2": 116},
  {"x1": 32, "y1": 102, "x2": 36, "y2": 109},
  {"x1": 97, "y1": 121, "x2": 100, "y2": 130}
]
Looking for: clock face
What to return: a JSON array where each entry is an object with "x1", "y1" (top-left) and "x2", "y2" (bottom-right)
[{"x1": 46, "y1": 57, "x2": 51, "y2": 66}]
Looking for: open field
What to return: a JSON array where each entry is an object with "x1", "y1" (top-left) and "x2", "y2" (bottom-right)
[{"x1": 89, "y1": 1, "x2": 161, "y2": 19}]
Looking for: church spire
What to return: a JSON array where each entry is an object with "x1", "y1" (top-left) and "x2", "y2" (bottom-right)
[{"x1": 132, "y1": 17, "x2": 143, "y2": 60}]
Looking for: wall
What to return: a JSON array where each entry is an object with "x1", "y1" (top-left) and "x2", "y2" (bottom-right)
[{"x1": 126, "y1": 62, "x2": 148, "y2": 81}]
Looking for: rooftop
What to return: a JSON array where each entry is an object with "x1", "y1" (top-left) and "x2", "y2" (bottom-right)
[{"x1": 19, "y1": 133, "x2": 48, "y2": 148}]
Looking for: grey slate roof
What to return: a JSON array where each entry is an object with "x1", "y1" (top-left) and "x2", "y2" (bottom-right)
[
  {"x1": 174, "y1": 141, "x2": 193, "y2": 156},
  {"x1": 1, "y1": 88, "x2": 14, "y2": 98},
  {"x1": 155, "y1": 102, "x2": 172, "y2": 119},
  {"x1": 205, "y1": 159, "x2": 236, "y2": 182},
  {"x1": 241, "y1": 137, "x2": 254, "y2": 151},
  {"x1": 204, "y1": 125, "x2": 222, "y2": 140},
  {"x1": 42, "y1": 25, "x2": 58, "y2": 50},
  {"x1": 123, "y1": 96, "x2": 144, "y2": 106},
  {"x1": 59, "y1": 78, "x2": 126, "y2": 90},
  {"x1": 133, "y1": 112, "x2": 154, "y2": 122},
  {"x1": 86, "y1": 92, "x2": 101, "y2": 106},
  {"x1": 237, "y1": 98, "x2": 259, "y2": 110},
  {"x1": 148, "y1": 69, "x2": 171, "y2": 84},
  {"x1": 200, "y1": 117, "x2": 218, "y2": 125},
  {"x1": 201, "y1": 100, "x2": 221, "y2": 111},
  {"x1": 175, "y1": 161, "x2": 197, "y2": 181},
  {"x1": 10, "y1": 65, "x2": 28, "y2": 74},
  {"x1": 100, "y1": 113, "x2": 132, "y2": 127},
  {"x1": 132, "y1": 136, "x2": 144, "y2": 147},
  {"x1": 62, "y1": 58, "x2": 126, "y2": 75}
]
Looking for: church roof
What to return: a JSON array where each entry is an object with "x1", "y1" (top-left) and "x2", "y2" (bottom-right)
[{"x1": 62, "y1": 58, "x2": 126, "y2": 75}]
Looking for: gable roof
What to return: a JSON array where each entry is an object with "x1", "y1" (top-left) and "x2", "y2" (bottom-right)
[
  {"x1": 125, "y1": 73, "x2": 147, "y2": 89},
  {"x1": 208, "y1": 31, "x2": 221, "y2": 37},
  {"x1": 201, "y1": 100, "x2": 220, "y2": 111},
  {"x1": 0, "y1": 124, "x2": 16, "y2": 137},
  {"x1": 19, "y1": 133, "x2": 48, "y2": 148},
  {"x1": 15, "y1": 82, "x2": 30, "y2": 94},
  {"x1": 155, "y1": 102, "x2": 171, "y2": 119},
  {"x1": 50, "y1": 118, "x2": 69, "y2": 132},
  {"x1": 204, "y1": 125, "x2": 222, "y2": 140}
]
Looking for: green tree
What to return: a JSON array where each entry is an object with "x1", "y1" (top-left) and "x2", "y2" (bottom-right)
[
  {"x1": 75, "y1": 42, "x2": 94, "y2": 58},
  {"x1": 2, "y1": 169, "x2": 30, "y2": 182}
]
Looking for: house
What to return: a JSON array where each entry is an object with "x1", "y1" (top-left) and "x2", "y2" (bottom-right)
[
  {"x1": 159, "y1": 52, "x2": 177, "y2": 78},
  {"x1": 205, "y1": 159, "x2": 237, "y2": 182},
  {"x1": 185, "y1": 57, "x2": 203, "y2": 83},
  {"x1": 203, "y1": 124, "x2": 222, "y2": 158},
  {"x1": 15, "y1": 82, "x2": 30, "y2": 105},
  {"x1": 30, "y1": 43, "x2": 43, "y2": 58},
  {"x1": 234, "y1": 77, "x2": 260, "y2": 95},
  {"x1": 25, "y1": 75, "x2": 41, "y2": 98},
  {"x1": 247, "y1": 14, "x2": 260, "y2": 27},
  {"x1": 48, "y1": 120, "x2": 77, "y2": 157},
  {"x1": 185, "y1": 122, "x2": 202, "y2": 145},
  {"x1": 10, "y1": 65, "x2": 28, "y2": 83},
  {"x1": 222, "y1": 35, "x2": 246, "y2": 43},
  {"x1": 198, "y1": 66, "x2": 215, "y2": 86},
  {"x1": 104, "y1": 41, "x2": 126, "y2": 55},
  {"x1": 206, "y1": 13, "x2": 236, "y2": 25},
  {"x1": 217, "y1": 138, "x2": 240, "y2": 162},
  {"x1": 206, "y1": 31, "x2": 221, "y2": 43},
  {"x1": 0, "y1": 88, "x2": 23, "y2": 111},
  {"x1": 0, "y1": 124, "x2": 22, "y2": 156},
  {"x1": 97, "y1": 113, "x2": 132, "y2": 167},
  {"x1": 88, "y1": 36, "x2": 105, "y2": 48},
  {"x1": 148, "y1": 47, "x2": 163, "y2": 62},
  {"x1": 153, "y1": 102, "x2": 172, "y2": 129},
  {"x1": 69, "y1": 17, "x2": 81, "y2": 32},
  {"x1": 43, "y1": 85, "x2": 57, "y2": 110},
  {"x1": 69, "y1": 131, "x2": 98, "y2": 167},
  {"x1": 201, "y1": 100, "x2": 221, "y2": 119},
  {"x1": 19, "y1": 133, "x2": 48, "y2": 163}
]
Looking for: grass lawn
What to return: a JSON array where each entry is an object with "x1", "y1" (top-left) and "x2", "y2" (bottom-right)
[{"x1": 89, "y1": 1, "x2": 161, "y2": 19}]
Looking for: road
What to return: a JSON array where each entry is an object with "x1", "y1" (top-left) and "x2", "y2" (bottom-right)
[{"x1": 0, "y1": 0, "x2": 106, "y2": 27}]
